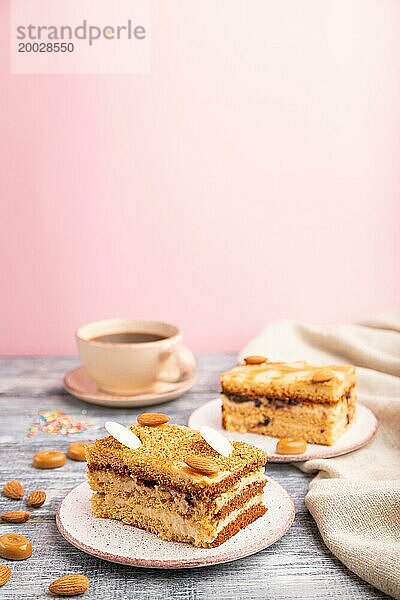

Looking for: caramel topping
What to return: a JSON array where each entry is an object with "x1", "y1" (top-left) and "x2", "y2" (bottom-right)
[
  {"x1": 32, "y1": 451, "x2": 66, "y2": 469},
  {"x1": 244, "y1": 355, "x2": 268, "y2": 365},
  {"x1": 67, "y1": 442, "x2": 87, "y2": 462},
  {"x1": 223, "y1": 361, "x2": 352, "y2": 386},
  {"x1": 0, "y1": 534, "x2": 32, "y2": 560},
  {"x1": 137, "y1": 413, "x2": 170, "y2": 427},
  {"x1": 276, "y1": 438, "x2": 307, "y2": 455}
]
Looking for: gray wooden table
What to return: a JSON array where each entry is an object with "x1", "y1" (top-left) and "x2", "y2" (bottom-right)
[{"x1": 0, "y1": 355, "x2": 389, "y2": 600}]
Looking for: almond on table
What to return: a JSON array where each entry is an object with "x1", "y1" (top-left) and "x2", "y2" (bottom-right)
[
  {"x1": 2, "y1": 480, "x2": 24, "y2": 499},
  {"x1": 0, "y1": 565, "x2": 11, "y2": 587},
  {"x1": 48, "y1": 574, "x2": 89, "y2": 596},
  {"x1": 0, "y1": 511, "x2": 30, "y2": 523},
  {"x1": 27, "y1": 490, "x2": 46, "y2": 508}
]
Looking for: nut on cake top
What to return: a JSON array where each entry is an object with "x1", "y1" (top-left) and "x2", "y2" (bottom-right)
[
  {"x1": 221, "y1": 359, "x2": 356, "y2": 404},
  {"x1": 86, "y1": 423, "x2": 267, "y2": 497}
]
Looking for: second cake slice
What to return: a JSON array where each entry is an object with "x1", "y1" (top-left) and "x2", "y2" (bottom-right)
[{"x1": 221, "y1": 357, "x2": 356, "y2": 445}]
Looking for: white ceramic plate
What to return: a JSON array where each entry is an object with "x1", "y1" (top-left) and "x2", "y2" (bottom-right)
[
  {"x1": 188, "y1": 398, "x2": 378, "y2": 462},
  {"x1": 63, "y1": 367, "x2": 195, "y2": 407},
  {"x1": 56, "y1": 479, "x2": 294, "y2": 569}
]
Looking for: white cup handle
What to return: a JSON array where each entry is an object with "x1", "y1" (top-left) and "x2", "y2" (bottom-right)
[{"x1": 157, "y1": 345, "x2": 195, "y2": 383}]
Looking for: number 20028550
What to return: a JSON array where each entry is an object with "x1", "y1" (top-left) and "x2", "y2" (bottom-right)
[{"x1": 18, "y1": 42, "x2": 74, "y2": 52}]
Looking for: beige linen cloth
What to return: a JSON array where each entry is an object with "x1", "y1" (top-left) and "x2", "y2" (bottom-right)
[{"x1": 240, "y1": 314, "x2": 400, "y2": 599}]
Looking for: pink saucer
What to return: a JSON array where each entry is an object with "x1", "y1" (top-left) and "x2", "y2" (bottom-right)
[{"x1": 64, "y1": 366, "x2": 195, "y2": 407}]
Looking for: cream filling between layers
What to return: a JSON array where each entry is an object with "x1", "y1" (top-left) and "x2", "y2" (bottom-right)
[
  {"x1": 99, "y1": 491, "x2": 264, "y2": 544},
  {"x1": 89, "y1": 467, "x2": 267, "y2": 514},
  {"x1": 214, "y1": 468, "x2": 266, "y2": 510}
]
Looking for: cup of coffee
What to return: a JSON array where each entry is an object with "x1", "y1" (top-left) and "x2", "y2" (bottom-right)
[{"x1": 75, "y1": 319, "x2": 195, "y2": 395}]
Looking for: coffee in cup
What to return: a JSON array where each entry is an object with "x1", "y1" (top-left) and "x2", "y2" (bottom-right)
[{"x1": 76, "y1": 319, "x2": 195, "y2": 395}]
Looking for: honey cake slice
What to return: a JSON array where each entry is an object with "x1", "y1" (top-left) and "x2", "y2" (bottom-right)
[
  {"x1": 221, "y1": 358, "x2": 356, "y2": 445},
  {"x1": 86, "y1": 421, "x2": 268, "y2": 548}
]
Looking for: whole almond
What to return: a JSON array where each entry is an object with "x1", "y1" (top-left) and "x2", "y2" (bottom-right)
[
  {"x1": 312, "y1": 369, "x2": 335, "y2": 383},
  {"x1": 27, "y1": 490, "x2": 46, "y2": 508},
  {"x1": 1, "y1": 511, "x2": 30, "y2": 523},
  {"x1": 2, "y1": 480, "x2": 24, "y2": 500},
  {"x1": 244, "y1": 355, "x2": 268, "y2": 365},
  {"x1": 49, "y1": 574, "x2": 89, "y2": 596},
  {"x1": 0, "y1": 565, "x2": 11, "y2": 587},
  {"x1": 137, "y1": 413, "x2": 170, "y2": 427},
  {"x1": 185, "y1": 456, "x2": 219, "y2": 476}
]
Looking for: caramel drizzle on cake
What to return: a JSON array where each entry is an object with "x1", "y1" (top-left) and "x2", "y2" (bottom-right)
[{"x1": 86, "y1": 419, "x2": 268, "y2": 548}]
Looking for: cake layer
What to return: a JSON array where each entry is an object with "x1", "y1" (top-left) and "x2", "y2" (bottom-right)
[
  {"x1": 86, "y1": 424, "x2": 267, "y2": 499},
  {"x1": 87, "y1": 466, "x2": 266, "y2": 519},
  {"x1": 210, "y1": 502, "x2": 267, "y2": 547},
  {"x1": 221, "y1": 361, "x2": 356, "y2": 404},
  {"x1": 91, "y1": 490, "x2": 266, "y2": 548},
  {"x1": 222, "y1": 387, "x2": 357, "y2": 445}
]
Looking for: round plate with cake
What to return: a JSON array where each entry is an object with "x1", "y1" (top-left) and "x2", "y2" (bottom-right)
[
  {"x1": 188, "y1": 357, "x2": 378, "y2": 462},
  {"x1": 57, "y1": 477, "x2": 294, "y2": 569},
  {"x1": 188, "y1": 398, "x2": 377, "y2": 462},
  {"x1": 57, "y1": 416, "x2": 295, "y2": 568}
]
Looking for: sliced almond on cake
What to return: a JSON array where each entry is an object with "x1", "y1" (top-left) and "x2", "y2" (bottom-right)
[
  {"x1": 104, "y1": 421, "x2": 142, "y2": 449},
  {"x1": 199, "y1": 425, "x2": 233, "y2": 457}
]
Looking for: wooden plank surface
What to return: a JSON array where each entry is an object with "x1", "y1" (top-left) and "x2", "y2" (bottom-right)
[{"x1": 0, "y1": 355, "x2": 389, "y2": 600}]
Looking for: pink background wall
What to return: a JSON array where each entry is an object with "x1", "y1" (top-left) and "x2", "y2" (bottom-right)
[{"x1": 1, "y1": 0, "x2": 399, "y2": 355}]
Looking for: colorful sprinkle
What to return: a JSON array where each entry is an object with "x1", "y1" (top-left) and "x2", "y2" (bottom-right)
[{"x1": 27, "y1": 410, "x2": 101, "y2": 437}]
